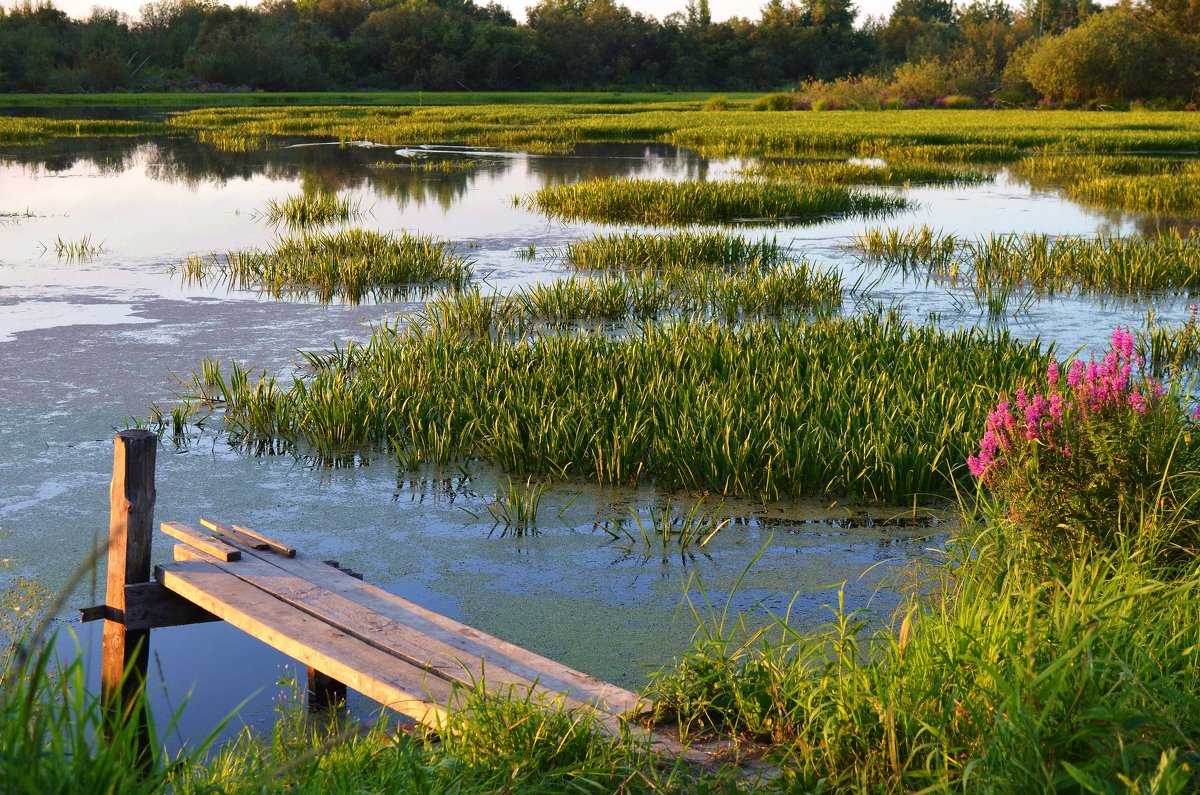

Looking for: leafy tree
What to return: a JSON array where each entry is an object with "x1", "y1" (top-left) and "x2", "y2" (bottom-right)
[{"x1": 1021, "y1": 6, "x2": 1163, "y2": 103}]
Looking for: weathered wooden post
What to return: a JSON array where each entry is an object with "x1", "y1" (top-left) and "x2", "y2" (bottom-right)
[{"x1": 101, "y1": 429, "x2": 156, "y2": 760}]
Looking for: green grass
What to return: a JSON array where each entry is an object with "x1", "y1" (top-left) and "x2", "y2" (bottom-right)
[
  {"x1": 181, "y1": 228, "x2": 471, "y2": 304},
  {"x1": 560, "y1": 231, "x2": 787, "y2": 271},
  {"x1": 0, "y1": 91, "x2": 751, "y2": 108},
  {"x1": 483, "y1": 476, "x2": 549, "y2": 536},
  {"x1": 177, "y1": 310, "x2": 1049, "y2": 502},
  {"x1": 0, "y1": 116, "x2": 165, "y2": 145},
  {"x1": 258, "y1": 193, "x2": 365, "y2": 231},
  {"x1": 648, "y1": 517, "x2": 1200, "y2": 791},
  {"x1": 856, "y1": 226, "x2": 1200, "y2": 296},
  {"x1": 525, "y1": 178, "x2": 908, "y2": 226},
  {"x1": 599, "y1": 497, "x2": 729, "y2": 559},
  {"x1": 46, "y1": 234, "x2": 105, "y2": 261},
  {"x1": 740, "y1": 159, "x2": 991, "y2": 186}
]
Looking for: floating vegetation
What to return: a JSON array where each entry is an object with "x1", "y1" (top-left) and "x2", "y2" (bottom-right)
[
  {"x1": 177, "y1": 310, "x2": 1049, "y2": 502},
  {"x1": 515, "y1": 244, "x2": 538, "y2": 261},
  {"x1": 856, "y1": 226, "x2": 1200, "y2": 296},
  {"x1": 484, "y1": 476, "x2": 549, "y2": 536},
  {"x1": 45, "y1": 234, "x2": 105, "y2": 261},
  {"x1": 598, "y1": 498, "x2": 728, "y2": 559},
  {"x1": 259, "y1": 193, "x2": 365, "y2": 231},
  {"x1": 182, "y1": 229, "x2": 471, "y2": 304},
  {"x1": 561, "y1": 231, "x2": 785, "y2": 271},
  {"x1": 740, "y1": 160, "x2": 990, "y2": 186},
  {"x1": 526, "y1": 178, "x2": 907, "y2": 226}
]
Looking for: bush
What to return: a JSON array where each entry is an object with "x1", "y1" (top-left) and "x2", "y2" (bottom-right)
[
  {"x1": 968, "y1": 327, "x2": 1200, "y2": 563},
  {"x1": 796, "y1": 76, "x2": 886, "y2": 111},
  {"x1": 702, "y1": 94, "x2": 731, "y2": 111},
  {"x1": 752, "y1": 92, "x2": 795, "y2": 111},
  {"x1": 939, "y1": 94, "x2": 978, "y2": 109}
]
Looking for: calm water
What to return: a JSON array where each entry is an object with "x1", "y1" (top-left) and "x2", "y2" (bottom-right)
[{"x1": 0, "y1": 124, "x2": 1190, "y2": 744}]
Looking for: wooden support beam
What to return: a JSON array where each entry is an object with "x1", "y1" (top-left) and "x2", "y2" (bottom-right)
[
  {"x1": 81, "y1": 582, "x2": 219, "y2": 630},
  {"x1": 101, "y1": 429, "x2": 156, "y2": 765},
  {"x1": 307, "y1": 562, "x2": 361, "y2": 711}
]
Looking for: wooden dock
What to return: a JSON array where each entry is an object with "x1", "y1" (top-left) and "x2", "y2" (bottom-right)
[{"x1": 83, "y1": 430, "x2": 714, "y2": 766}]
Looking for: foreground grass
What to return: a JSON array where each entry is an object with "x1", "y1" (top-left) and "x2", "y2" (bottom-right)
[
  {"x1": 649, "y1": 517, "x2": 1200, "y2": 792},
  {"x1": 179, "y1": 310, "x2": 1048, "y2": 502},
  {"x1": 526, "y1": 178, "x2": 907, "y2": 226}
]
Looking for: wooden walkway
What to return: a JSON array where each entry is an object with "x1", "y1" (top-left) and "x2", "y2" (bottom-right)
[
  {"x1": 159, "y1": 518, "x2": 655, "y2": 741},
  {"x1": 84, "y1": 430, "x2": 723, "y2": 768}
]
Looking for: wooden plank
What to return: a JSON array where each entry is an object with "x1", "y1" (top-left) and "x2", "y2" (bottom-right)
[
  {"x1": 198, "y1": 518, "x2": 269, "y2": 551},
  {"x1": 156, "y1": 560, "x2": 459, "y2": 726},
  {"x1": 231, "y1": 522, "x2": 297, "y2": 557},
  {"x1": 161, "y1": 522, "x2": 241, "y2": 562},
  {"x1": 202, "y1": 518, "x2": 295, "y2": 557},
  {"x1": 173, "y1": 543, "x2": 225, "y2": 565},
  {"x1": 176, "y1": 550, "x2": 553, "y2": 700},
  {"x1": 215, "y1": 540, "x2": 645, "y2": 717}
]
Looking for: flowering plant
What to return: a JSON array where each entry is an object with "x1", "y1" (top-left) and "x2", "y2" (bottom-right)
[{"x1": 968, "y1": 328, "x2": 1198, "y2": 556}]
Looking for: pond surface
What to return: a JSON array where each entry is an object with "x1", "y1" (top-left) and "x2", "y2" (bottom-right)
[{"x1": 0, "y1": 122, "x2": 1190, "y2": 745}]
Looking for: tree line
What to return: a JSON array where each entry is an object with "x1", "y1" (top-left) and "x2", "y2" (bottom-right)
[{"x1": 0, "y1": 0, "x2": 1195, "y2": 105}]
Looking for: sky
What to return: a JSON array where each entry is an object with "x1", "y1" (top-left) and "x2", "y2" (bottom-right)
[{"x1": 42, "y1": 0, "x2": 902, "y2": 26}]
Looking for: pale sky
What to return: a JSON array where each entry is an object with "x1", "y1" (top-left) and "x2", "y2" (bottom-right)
[{"x1": 41, "y1": 0, "x2": 901, "y2": 26}]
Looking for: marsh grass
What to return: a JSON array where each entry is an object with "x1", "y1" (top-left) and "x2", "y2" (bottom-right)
[
  {"x1": 182, "y1": 229, "x2": 471, "y2": 304},
  {"x1": 483, "y1": 476, "x2": 549, "y2": 535},
  {"x1": 1139, "y1": 307, "x2": 1200, "y2": 378},
  {"x1": 598, "y1": 498, "x2": 729, "y2": 559},
  {"x1": 740, "y1": 159, "x2": 990, "y2": 186},
  {"x1": 560, "y1": 231, "x2": 785, "y2": 271},
  {"x1": 177, "y1": 310, "x2": 1049, "y2": 502},
  {"x1": 258, "y1": 193, "x2": 365, "y2": 231},
  {"x1": 525, "y1": 178, "x2": 908, "y2": 226},
  {"x1": 0, "y1": 116, "x2": 164, "y2": 146},
  {"x1": 46, "y1": 234, "x2": 104, "y2": 261},
  {"x1": 647, "y1": 520, "x2": 1200, "y2": 791},
  {"x1": 856, "y1": 226, "x2": 1200, "y2": 296},
  {"x1": 1069, "y1": 171, "x2": 1200, "y2": 214}
]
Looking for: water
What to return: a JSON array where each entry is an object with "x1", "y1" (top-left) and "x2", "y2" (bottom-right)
[{"x1": 0, "y1": 125, "x2": 1189, "y2": 744}]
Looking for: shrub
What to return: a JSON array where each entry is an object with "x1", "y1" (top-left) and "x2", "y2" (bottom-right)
[
  {"x1": 752, "y1": 92, "x2": 795, "y2": 111},
  {"x1": 968, "y1": 327, "x2": 1200, "y2": 563},
  {"x1": 940, "y1": 94, "x2": 978, "y2": 109},
  {"x1": 702, "y1": 94, "x2": 731, "y2": 111}
]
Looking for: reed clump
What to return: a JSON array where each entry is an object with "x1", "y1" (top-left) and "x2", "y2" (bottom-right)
[
  {"x1": 259, "y1": 193, "x2": 365, "y2": 231},
  {"x1": 525, "y1": 178, "x2": 908, "y2": 226},
  {"x1": 740, "y1": 159, "x2": 990, "y2": 186},
  {"x1": 561, "y1": 231, "x2": 786, "y2": 271},
  {"x1": 177, "y1": 310, "x2": 1048, "y2": 502},
  {"x1": 183, "y1": 229, "x2": 471, "y2": 304},
  {"x1": 856, "y1": 226, "x2": 1200, "y2": 296}
]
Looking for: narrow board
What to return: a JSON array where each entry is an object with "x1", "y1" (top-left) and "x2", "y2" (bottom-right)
[
  {"x1": 224, "y1": 539, "x2": 645, "y2": 717},
  {"x1": 156, "y1": 560, "x2": 458, "y2": 726}
]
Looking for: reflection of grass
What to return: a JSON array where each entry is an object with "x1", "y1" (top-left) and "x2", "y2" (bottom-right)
[
  {"x1": 182, "y1": 228, "x2": 470, "y2": 304},
  {"x1": 526, "y1": 178, "x2": 907, "y2": 226}
]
